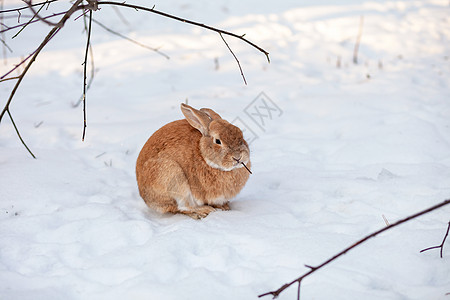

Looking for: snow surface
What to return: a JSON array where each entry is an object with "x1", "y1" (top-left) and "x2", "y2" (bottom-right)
[{"x1": 1, "y1": 0, "x2": 450, "y2": 299}]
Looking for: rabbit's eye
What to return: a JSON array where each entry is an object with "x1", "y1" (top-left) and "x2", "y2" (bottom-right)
[{"x1": 215, "y1": 138, "x2": 222, "y2": 145}]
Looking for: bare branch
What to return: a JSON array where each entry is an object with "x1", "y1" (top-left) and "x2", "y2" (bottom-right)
[
  {"x1": 12, "y1": 0, "x2": 50, "y2": 38},
  {"x1": 81, "y1": 9, "x2": 93, "y2": 141},
  {"x1": 259, "y1": 199, "x2": 450, "y2": 299},
  {"x1": 420, "y1": 221, "x2": 450, "y2": 258},
  {"x1": 72, "y1": 13, "x2": 96, "y2": 109},
  {"x1": 219, "y1": 32, "x2": 247, "y2": 85},
  {"x1": 6, "y1": 109, "x2": 36, "y2": 158},
  {"x1": 0, "y1": 75, "x2": 20, "y2": 82},
  {"x1": 24, "y1": 0, "x2": 59, "y2": 27}
]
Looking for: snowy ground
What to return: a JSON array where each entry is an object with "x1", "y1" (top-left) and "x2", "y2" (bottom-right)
[{"x1": 1, "y1": 0, "x2": 450, "y2": 299}]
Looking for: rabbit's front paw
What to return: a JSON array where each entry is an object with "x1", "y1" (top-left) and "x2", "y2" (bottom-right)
[
  {"x1": 212, "y1": 203, "x2": 230, "y2": 211},
  {"x1": 183, "y1": 205, "x2": 216, "y2": 219}
]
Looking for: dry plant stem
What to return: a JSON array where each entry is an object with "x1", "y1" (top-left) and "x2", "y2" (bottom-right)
[
  {"x1": 73, "y1": 13, "x2": 96, "y2": 109},
  {"x1": 0, "y1": 76, "x2": 20, "y2": 82},
  {"x1": 258, "y1": 198, "x2": 450, "y2": 299},
  {"x1": 12, "y1": 0, "x2": 49, "y2": 39},
  {"x1": 353, "y1": 15, "x2": 364, "y2": 64},
  {"x1": 72, "y1": 43, "x2": 94, "y2": 108},
  {"x1": 7, "y1": 109, "x2": 36, "y2": 158},
  {"x1": 81, "y1": 9, "x2": 93, "y2": 141},
  {"x1": 420, "y1": 221, "x2": 450, "y2": 258},
  {"x1": 219, "y1": 32, "x2": 247, "y2": 85},
  {"x1": 24, "y1": 0, "x2": 59, "y2": 27},
  {"x1": 97, "y1": 1, "x2": 270, "y2": 63}
]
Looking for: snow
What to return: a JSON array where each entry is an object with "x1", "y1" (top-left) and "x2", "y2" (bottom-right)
[{"x1": 1, "y1": 0, "x2": 450, "y2": 299}]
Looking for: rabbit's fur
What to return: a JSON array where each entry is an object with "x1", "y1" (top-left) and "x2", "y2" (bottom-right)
[{"x1": 136, "y1": 103, "x2": 251, "y2": 219}]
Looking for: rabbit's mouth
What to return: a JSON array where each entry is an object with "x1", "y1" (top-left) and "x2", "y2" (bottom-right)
[{"x1": 233, "y1": 157, "x2": 252, "y2": 174}]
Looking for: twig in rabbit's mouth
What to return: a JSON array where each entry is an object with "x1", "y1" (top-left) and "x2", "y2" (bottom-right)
[
  {"x1": 233, "y1": 157, "x2": 252, "y2": 174},
  {"x1": 241, "y1": 162, "x2": 252, "y2": 174}
]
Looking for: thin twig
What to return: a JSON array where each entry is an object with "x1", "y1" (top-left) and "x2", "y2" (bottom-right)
[
  {"x1": 81, "y1": 9, "x2": 93, "y2": 141},
  {"x1": 6, "y1": 109, "x2": 36, "y2": 158},
  {"x1": 258, "y1": 199, "x2": 450, "y2": 299},
  {"x1": 12, "y1": 0, "x2": 49, "y2": 38},
  {"x1": 219, "y1": 32, "x2": 247, "y2": 85},
  {"x1": 241, "y1": 162, "x2": 252, "y2": 174},
  {"x1": 0, "y1": 75, "x2": 20, "y2": 82},
  {"x1": 91, "y1": 18, "x2": 169, "y2": 59},
  {"x1": 72, "y1": 12, "x2": 96, "y2": 108},
  {"x1": 420, "y1": 221, "x2": 450, "y2": 258},
  {"x1": 96, "y1": 1, "x2": 270, "y2": 63},
  {"x1": 24, "y1": 0, "x2": 59, "y2": 27}
]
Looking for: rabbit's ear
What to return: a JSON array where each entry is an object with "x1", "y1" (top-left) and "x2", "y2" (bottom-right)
[
  {"x1": 200, "y1": 108, "x2": 222, "y2": 120},
  {"x1": 181, "y1": 103, "x2": 211, "y2": 136}
]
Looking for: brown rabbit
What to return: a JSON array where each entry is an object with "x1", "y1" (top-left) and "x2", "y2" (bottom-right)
[{"x1": 136, "y1": 103, "x2": 251, "y2": 219}]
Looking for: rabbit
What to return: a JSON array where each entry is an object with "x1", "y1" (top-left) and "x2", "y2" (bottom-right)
[{"x1": 136, "y1": 103, "x2": 251, "y2": 219}]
